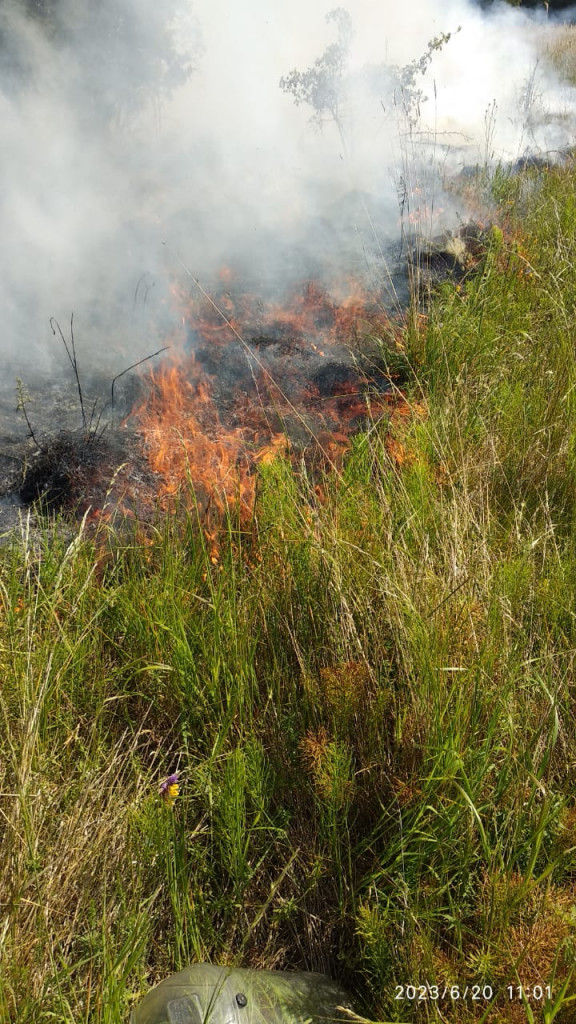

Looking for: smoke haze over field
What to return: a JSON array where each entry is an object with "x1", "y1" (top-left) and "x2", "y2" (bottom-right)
[{"x1": 1, "y1": 0, "x2": 575, "y2": 382}]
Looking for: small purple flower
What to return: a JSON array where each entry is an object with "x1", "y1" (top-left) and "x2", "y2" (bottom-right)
[{"x1": 160, "y1": 773, "x2": 180, "y2": 808}]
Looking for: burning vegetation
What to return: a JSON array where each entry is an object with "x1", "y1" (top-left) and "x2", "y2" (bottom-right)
[
  {"x1": 1, "y1": 221, "x2": 494, "y2": 531},
  {"x1": 129, "y1": 273, "x2": 407, "y2": 515},
  {"x1": 3, "y1": 272, "x2": 408, "y2": 525}
]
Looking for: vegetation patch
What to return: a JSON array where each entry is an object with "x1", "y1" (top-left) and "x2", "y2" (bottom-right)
[{"x1": 4, "y1": 132, "x2": 576, "y2": 1024}]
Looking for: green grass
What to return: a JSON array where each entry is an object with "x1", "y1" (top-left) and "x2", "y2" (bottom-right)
[{"x1": 2, "y1": 159, "x2": 576, "y2": 1023}]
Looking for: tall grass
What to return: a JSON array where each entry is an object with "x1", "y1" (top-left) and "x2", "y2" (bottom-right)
[
  {"x1": 543, "y1": 24, "x2": 576, "y2": 86},
  {"x1": 2, "y1": 159, "x2": 576, "y2": 1023}
]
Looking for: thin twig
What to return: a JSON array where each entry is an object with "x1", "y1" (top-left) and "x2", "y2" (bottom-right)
[
  {"x1": 87, "y1": 397, "x2": 100, "y2": 435},
  {"x1": 50, "y1": 314, "x2": 86, "y2": 431},
  {"x1": 15, "y1": 379, "x2": 45, "y2": 452},
  {"x1": 110, "y1": 347, "x2": 169, "y2": 409},
  {"x1": 143, "y1": 280, "x2": 155, "y2": 308},
  {"x1": 133, "y1": 272, "x2": 147, "y2": 312},
  {"x1": 92, "y1": 406, "x2": 108, "y2": 439},
  {"x1": 133, "y1": 273, "x2": 156, "y2": 319},
  {"x1": 70, "y1": 312, "x2": 86, "y2": 430},
  {"x1": 426, "y1": 574, "x2": 471, "y2": 618}
]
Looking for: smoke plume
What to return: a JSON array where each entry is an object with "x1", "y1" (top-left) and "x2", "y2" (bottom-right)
[{"x1": 1, "y1": 0, "x2": 574, "y2": 386}]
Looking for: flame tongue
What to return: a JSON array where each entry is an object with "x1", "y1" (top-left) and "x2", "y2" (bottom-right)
[
  {"x1": 132, "y1": 275, "x2": 400, "y2": 510},
  {"x1": 139, "y1": 358, "x2": 252, "y2": 504}
]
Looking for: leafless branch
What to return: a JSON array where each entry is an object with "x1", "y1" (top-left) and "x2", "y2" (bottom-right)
[
  {"x1": 111, "y1": 347, "x2": 169, "y2": 408},
  {"x1": 50, "y1": 314, "x2": 87, "y2": 431}
]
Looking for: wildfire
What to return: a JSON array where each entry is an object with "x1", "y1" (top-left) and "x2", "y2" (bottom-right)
[{"x1": 131, "y1": 273, "x2": 407, "y2": 515}]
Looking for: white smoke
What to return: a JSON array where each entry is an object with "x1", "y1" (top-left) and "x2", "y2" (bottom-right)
[{"x1": 0, "y1": 0, "x2": 575, "y2": 383}]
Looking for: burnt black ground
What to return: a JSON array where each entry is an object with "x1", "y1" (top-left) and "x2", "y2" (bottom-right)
[{"x1": 0, "y1": 369, "x2": 147, "y2": 533}]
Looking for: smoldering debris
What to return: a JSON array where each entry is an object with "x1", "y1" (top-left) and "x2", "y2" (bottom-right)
[
  {"x1": 0, "y1": 333, "x2": 166, "y2": 526},
  {"x1": 17, "y1": 428, "x2": 154, "y2": 517}
]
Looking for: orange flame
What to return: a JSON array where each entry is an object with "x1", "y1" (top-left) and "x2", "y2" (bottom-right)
[{"x1": 131, "y1": 275, "x2": 409, "y2": 517}]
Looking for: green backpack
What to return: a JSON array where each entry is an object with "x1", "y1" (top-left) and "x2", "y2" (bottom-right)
[{"x1": 130, "y1": 964, "x2": 357, "y2": 1024}]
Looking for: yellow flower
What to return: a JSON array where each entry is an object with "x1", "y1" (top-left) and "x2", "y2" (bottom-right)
[{"x1": 160, "y1": 773, "x2": 180, "y2": 808}]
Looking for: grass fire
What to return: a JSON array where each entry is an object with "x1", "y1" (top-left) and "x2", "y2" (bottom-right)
[
  {"x1": 2, "y1": 3, "x2": 576, "y2": 1024},
  {"x1": 130, "y1": 273, "x2": 409, "y2": 514}
]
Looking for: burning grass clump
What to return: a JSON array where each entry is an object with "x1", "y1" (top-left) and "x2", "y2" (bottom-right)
[{"x1": 127, "y1": 277, "x2": 409, "y2": 517}]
